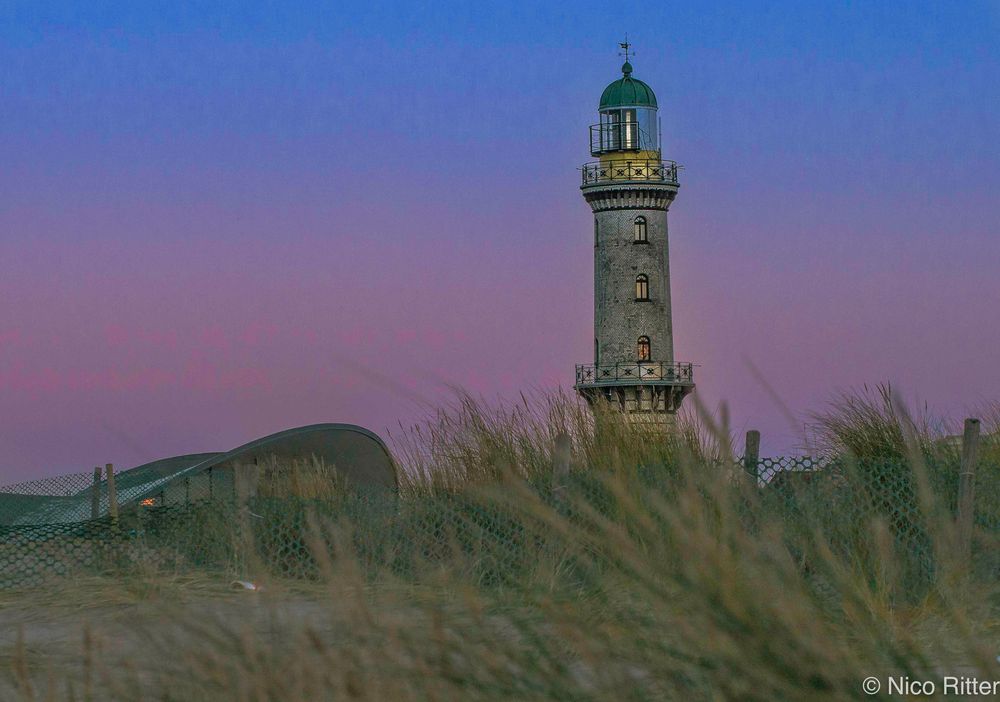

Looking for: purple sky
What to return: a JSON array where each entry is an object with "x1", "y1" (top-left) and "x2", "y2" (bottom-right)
[{"x1": 2, "y1": 2, "x2": 999, "y2": 480}]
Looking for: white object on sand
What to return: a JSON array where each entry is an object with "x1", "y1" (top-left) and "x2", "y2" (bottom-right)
[{"x1": 231, "y1": 580, "x2": 262, "y2": 591}]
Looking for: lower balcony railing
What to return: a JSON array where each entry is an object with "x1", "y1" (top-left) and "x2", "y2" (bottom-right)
[
  {"x1": 581, "y1": 159, "x2": 679, "y2": 186},
  {"x1": 575, "y1": 362, "x2": 694, "y2": 387}
]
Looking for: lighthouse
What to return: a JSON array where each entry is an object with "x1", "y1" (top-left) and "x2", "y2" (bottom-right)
[{"x1": 574, "y1": 45, "x2": 695, "y2": 426}]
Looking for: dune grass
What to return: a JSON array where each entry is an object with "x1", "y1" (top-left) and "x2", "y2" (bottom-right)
[
  {"x1": 3, "y1": 387, "x2": 998, "y2": 701},
  {"x1": 390, "y1": 388, "x2": 732, "y2": 494},
  {"x1": 805, "y1": 383, "x2": 940, "y2": 460}
]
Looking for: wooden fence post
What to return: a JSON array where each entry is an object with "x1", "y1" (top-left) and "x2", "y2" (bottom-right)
[
  {"x1": 105, "y1": 463, "x2": 118, "y2": 521},
  {"x1": 90, "y1": 466, "x2": 102, "y2": 519},
  {"x1": 957, "y1": 418, "x2": 980, "y2": 568},
  {"x1": 743, "y1": 430, "x2": 761, "y2": 484}
]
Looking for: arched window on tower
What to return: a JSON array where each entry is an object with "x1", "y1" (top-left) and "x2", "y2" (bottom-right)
[
  {"x1": 594, "y1": 217, "x2": 599, "y2": 247},
  {"x1": 633, "y1": 216, "x2": 647, "y2": 243},
  {"x1": 635, "y1": 274, "x2": 649, "y2": 301},
  {"x1": 637, "y1": 336, "x2": 651, "y2": 362}
]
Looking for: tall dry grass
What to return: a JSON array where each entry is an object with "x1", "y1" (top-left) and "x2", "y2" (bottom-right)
[
  {"x1": 255, "y1": 456, "x2": 350, "y2": 501},
  {"x1": 806, "y1": 383, "x2": 941, "y2": 459},
  {"x1": 4, "y1": 388, "x2": 998, "y2": 701},
  {"x1": 390, "y1": 388, "x2": 732, "y2": 493}
]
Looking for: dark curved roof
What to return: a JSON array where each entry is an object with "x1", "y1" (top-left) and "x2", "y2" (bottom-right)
[
  {"x1": 3, "y1": 424, "x2": 398, "y2": 525},
  {"x1": 123, "y1": 423, "x2": 399, "y2": 504},
  {"x1": 599, "y1": 61, "x2": 658, "y2": 110},
  {"x1": 200, "y1": 423, "x2": 398, "y2": 490}
]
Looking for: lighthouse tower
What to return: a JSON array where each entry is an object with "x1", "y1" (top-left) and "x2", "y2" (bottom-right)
[{"x1": 574, "y1": 47, "x2": 695, "y2": 426}]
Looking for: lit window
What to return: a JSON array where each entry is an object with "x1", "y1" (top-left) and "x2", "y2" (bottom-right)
[
  {"x1": 637, "y1": 336, "x2": 651, "y2": 362},
  {"x1": 634, "y1": 216, "x2": 647, "y2": 243},
  {"x1": 635, "y1": 274, "x2": 649, "y2": 301}
]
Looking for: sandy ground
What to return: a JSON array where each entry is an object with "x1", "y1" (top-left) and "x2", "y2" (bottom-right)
[{"x1": 0, "y1": 577, "x2": 346, "y2": 699}]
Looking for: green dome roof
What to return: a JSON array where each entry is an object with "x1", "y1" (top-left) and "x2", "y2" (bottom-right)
[{"x1": 599, "y1": 62, "x2": 658, "y2": 110}]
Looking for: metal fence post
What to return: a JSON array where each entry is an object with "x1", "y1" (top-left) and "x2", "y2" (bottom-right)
[
  {"x1": 957, "y1": 418, "x2": 980, "y2": 568},
  {"x1": 106, "y1": 463, "x2": 118, "y2": 521},
  {"x1": 743, "y1": 430, "x2": 761, "y2": 483},
  {"x1": 91, "y1": 466, "x2": 102, "y2": 519}
]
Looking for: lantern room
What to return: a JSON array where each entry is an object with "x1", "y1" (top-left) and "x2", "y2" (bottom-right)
[{"x1": 590, "y1": 61, "x2": 659, "y2": 157}]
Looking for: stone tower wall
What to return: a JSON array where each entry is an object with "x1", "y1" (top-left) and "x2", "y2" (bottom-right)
[{"x1": 586, "y1": 184, "x2": 677, "y2": 368}]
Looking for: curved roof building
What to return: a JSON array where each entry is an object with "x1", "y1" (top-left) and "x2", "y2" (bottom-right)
[{"x1": 0, "y1": 423, "x2": 398, "y2": 525}]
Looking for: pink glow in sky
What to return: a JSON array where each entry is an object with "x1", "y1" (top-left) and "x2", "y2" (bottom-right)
[{"x1": 2, "y1": 3, "x2": 999, "y2": 479}]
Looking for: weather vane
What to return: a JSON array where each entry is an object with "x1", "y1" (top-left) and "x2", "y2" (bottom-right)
[{"x1": 619, "y1": 34, "x2": 633, "y2": 62}]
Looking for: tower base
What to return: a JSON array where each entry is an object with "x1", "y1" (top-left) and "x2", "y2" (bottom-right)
[{"x1": 577, "y1": 384, "x2": 693, "y2": 432}]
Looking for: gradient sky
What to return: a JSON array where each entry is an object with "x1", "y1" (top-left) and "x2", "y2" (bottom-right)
[{"x1": 2, "y1": 1, "x2": 999, "y2": 480}]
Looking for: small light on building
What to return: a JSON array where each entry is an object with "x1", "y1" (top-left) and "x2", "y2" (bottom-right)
[{"x1": 140, "y1": 498, "x2": 155, "y2": 506}]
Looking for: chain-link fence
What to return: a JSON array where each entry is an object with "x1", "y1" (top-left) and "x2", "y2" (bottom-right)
[
  {"x1": 755, "y1": 456, "x2": 952, "y2": 588},
  {"x1": 0, "y1": 453, "x2": 996, "y2": 592}
]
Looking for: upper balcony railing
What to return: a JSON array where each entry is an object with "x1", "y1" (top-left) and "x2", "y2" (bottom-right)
[
  {"x1": 575, "y1": 362, "x2": 694, "y2": 388},
  {"x1": 581, "y1": 159, "x2": 679, "y2": 187}
]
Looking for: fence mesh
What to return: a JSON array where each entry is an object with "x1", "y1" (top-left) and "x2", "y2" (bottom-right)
[{"x1": 0, "y1": 454, "x2": 996, "y2": 592}]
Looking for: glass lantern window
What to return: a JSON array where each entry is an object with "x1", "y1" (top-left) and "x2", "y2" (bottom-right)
[
  {"x1": 596, "y1": 107, "x2": 658, "y2": 153},
  {"x1": 636, "y1": 107, "x2": 658, "y2": 151}
]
